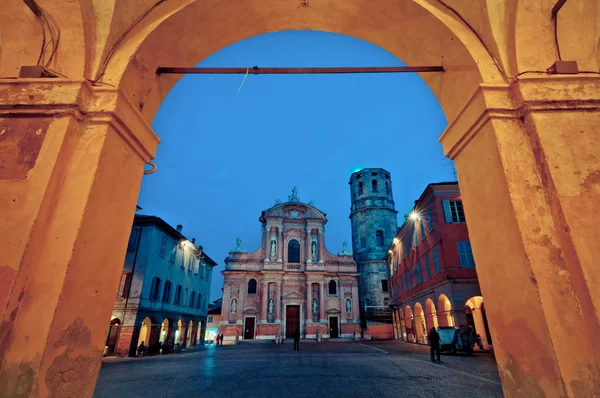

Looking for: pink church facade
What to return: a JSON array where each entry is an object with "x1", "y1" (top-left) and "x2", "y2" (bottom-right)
[{"x1": 220, "y1": 190, "x2": 361, "y2": 342}]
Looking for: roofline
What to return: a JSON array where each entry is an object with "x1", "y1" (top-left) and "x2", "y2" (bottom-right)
[{"x1": 133, "y1": 215, "x2": 217, "y2": 265}]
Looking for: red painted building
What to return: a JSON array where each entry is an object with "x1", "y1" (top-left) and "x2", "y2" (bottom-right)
[{"x1": 385, "y1": 182, "x2": 493, "y2": 348}]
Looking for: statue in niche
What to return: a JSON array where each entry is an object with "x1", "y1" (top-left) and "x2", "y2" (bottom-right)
[
  {"x1": 311, "y1": 238, "x2": 318, "y2": 261},
  {"x1": 346, "y1": 298, "x2": 352, "y2": 313},
  {"x1": 268, "y1": 298, "x2": 274, "y2": 314},
  {"x1": 230, "y1": 298, "x2": 238, "y2": 314},
  {"x1": 312, "y1": 298, "x2": 318, "y2": 314},
  {"x1": 270, "y1": 236, "x2": 277, "y2": 256}
]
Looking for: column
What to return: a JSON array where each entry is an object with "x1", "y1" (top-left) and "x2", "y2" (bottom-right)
[
  {"x1": 260, "y1": 280, "x2": 269, "y2": 322},
  {"x1": 305, "y1": 227, "x2": 312, "y2": 263},
  {"x1": 317, "y1": 228, "x2": 324, "y2": 262},
  {"x1": 472, "y1": 308, "x2": 489, "y2": 348},
  {"x1": 439, "y1": 77, "x2": 600, "y2": 397},
  {"x1": 306, "y1": 281, "x2": 312, "y2": 322},
  {"x1": 274, "y1": 283, "x2": 281, "y2": 322},
  {"x1": 261, "y1": 224, "x2": 268, "y2": 260},
  {"x1": 0, "y1": 81, "x2": 158, "y2": 398},
  {"x1": 352, "y1": 283, "x2": 360, "y2": 322},
  {"x1": 319, "y1": 282, "x2": 326, "y2": 322},
  {"x1": 277, "y1": 227, "x2": 284, "y2": 262}
]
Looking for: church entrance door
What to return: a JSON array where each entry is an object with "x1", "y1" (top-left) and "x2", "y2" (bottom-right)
[
  {"x1": 329, "y1": 317, "x2": 339, "y2": 338},
  {"x1": 286, "y1": 306, "x2": 300, "y2": 338},
  {"x1": 244, "y1": 317, "x2": 255, "y2": 340}
]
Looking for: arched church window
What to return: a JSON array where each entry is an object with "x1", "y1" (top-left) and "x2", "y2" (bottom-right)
[
  {"x1": 359, "y1": 181, "x2": 364, "y2": 194},
  {"x1": 372, "y1": 180, "x2": 378, "y2": 192},
  {"x1": 328, "y1": 280, "x2": 337, "y2": 295},
  {"x1": 288, "y1": 240, "x2": 300, "y2": 263},
  {"x1": 248, "y1": 279, "x2": 257, "y2": 294},
  {"x1": 376, "y1": 230, "x2": 384, "y2": 246},
  {"x1": 385, "y1": 181, "x2": 390, "y2": 194}
]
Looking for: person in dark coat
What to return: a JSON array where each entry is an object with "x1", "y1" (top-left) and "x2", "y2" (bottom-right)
[
  {"x1": 293, "y1": 328, "x2": 300, "y2": 351},
  {"x1": 428, "y1": 327, "x2": 441, "y2": 361}
]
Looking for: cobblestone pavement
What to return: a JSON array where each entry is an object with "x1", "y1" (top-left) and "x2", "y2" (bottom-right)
[{"x1": 94, "y1": 341, "x2": 503, "y2": 398}]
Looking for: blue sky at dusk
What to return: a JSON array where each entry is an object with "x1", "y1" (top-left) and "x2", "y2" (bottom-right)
[{"x1": 137, "y1": 30, "x2": 454, "y2": 301}]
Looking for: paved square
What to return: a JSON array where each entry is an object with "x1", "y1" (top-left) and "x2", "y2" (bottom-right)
[{"x1": 94, "y1": 341, "x2": 503, "y2": 398}]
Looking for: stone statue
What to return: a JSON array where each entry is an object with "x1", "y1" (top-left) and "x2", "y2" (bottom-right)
[
  {"x1": 275, "y1": 198, "x2": 281, "y2": 205},
  {"x1": 230, "y1": 298, "x2": 238, "y2": 313},
  {"x1": 233, "y1": 237, "x2": 245, "y2": 252},
  {"x1": 339, "y1": 241, "x2": 351, "y2": 255},
  {"x1": 268, "y1": 298, "x2": 274, "y2": 313},
  {"x1": 346, "y1": 298, "x2": 352, "y2": 313},
  {"x1": 308, "y1": 200, "x2": 314, "y2": 206},
  {"x1": 312, "y1": 298, "x2": 318, "y2": 314},
  {"x1": 288, "y1": 186, "x2": 299, "y2": 202},
  {"x1": 270, "y1": 238, "x2": 277, "y2": 256},
  {"x1": 311, "y1": 240, "x2": 317, "y2": 260}
]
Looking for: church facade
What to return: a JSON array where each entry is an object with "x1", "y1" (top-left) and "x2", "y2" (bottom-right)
[{"x1": 220, "y1": 188, "x2": 361, "y2": 342}]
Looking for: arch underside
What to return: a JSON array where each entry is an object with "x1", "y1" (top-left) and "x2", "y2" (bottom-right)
[{"x1": 102, "y1": 0, "x2": 500, "y2": 126}]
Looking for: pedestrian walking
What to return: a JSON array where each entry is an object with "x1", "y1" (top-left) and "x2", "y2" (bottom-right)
[
  {"x1": 235, "y1": 330, "x2": 240, "y2": 345},
  {"x1": 293, "y1": 328, "x2": 300, "y2": 351},
  {"x1": 428, "y1": 327, "x2": 441, "y2": 362},
  {"x1": 476, "y1": 334, "x2": 484, "y2": 350}
]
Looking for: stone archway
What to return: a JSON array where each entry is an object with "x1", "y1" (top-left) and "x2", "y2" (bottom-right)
[
  {"x1": 437, "y1": 294, "x2": 454, "y2": 327},
  {"x1": 424, "y1": 298, "x2": 438, "y2": 333},
  {"x1": 1, "y1": 2, "x2": 599, "y2": 397},
  {"x1": 414, "y1": 303, "x2": 427, "y2": 344},
  {"x1": 404, "y1": 306, "x2": 415, "y2": 343}
]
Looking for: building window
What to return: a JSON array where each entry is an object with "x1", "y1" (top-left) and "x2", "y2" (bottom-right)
[
  {"x1": 417, "y1": 262, "x2": 423, "y2": 284},
  {"x1": 385, "y1": 181, "x2": 390, "y2": 194},
  {"x1": 427, "y1": 209, "x2": 433, "y2": 231},
  {"x1": 169, "y1": 242, "x2": 176, "y2": 263},
  {"x1": 372, "y1": 179, "x2": 378, "y2": 192},
  {"x1": 425, "y1": 255, "x2": 431, "y2": 279},
  {"x1": 413, "y1": 229, "x2": 419, "y2": 248},
  {"x1": 381, "y1": 279, "x2": 388, "y2": 292},
  {"x1": 174, "y1": 285, "x2": 182, "y2": 305},
  {"x1": 127, "y1": 230, "x2": 139, "y2": 253},
  {"x1": 187, "y1": 255, "x2": 194, "y2": 271},
  {"x1": 208, "y1": 316, "x2": 213, "y2": 323},
  {"x1": 420, "y1": 219, "x2": 426, "y2": 240},
  {"x1": 248, "y1": 279, "x2": 257, "y2": 294},
  {"x1": 457, "y1": 241, "x2": 476, "y2": 268},
  {"x1": 162, "y1": 281, "x2": 172, "y2": 303},
  {"x1": 159, "y1": 235, "x2": 167, "y2": 257},
  {"x1": 328, "y1": 280, "x2": 337, "y2": 295},
  {"x1": 288, "y1": 240, "x2": 300, "y2": 263},
  {"x1": 442, "y1": 200, "x2": 465, "y2": 223},
  {"x1": 183, "y1": 288, "x2": 188, "y2": 306},
  {"x1": 198, "y1": 294, "x2": 203, "y2": 309},
  {"x1": 150, "y1": 277, "x2": 161, "y2": 301},
  {"x1": 359, "y1": 181, "x2": 364, "y2": 194},
  {"x1": 376, "y1": 230, "x2": 384, "y2": 246},
  {"x1": 118, "y1": 272, "x2": 132, "y2": 298},
  {"x1": 190, "y1": 291, "x2": 196, "y2": 307},
  {"x1": 433, "y1": 248, "x2": 441, "y2": 274}
]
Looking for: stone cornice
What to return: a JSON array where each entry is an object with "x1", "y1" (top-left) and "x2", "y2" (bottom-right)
[
  {"x1": 439, "y1": 75, "x2": 600, "y2": 160},
  {"x1": 0, "y1": 79, "x2": 159, "y2": 162}
]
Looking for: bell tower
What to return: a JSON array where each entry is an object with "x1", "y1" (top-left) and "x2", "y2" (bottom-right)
[{"x1": 349, "y1": 168, "x2": 398, "y2": 328}]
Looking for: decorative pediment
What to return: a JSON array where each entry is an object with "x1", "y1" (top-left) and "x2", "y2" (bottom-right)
[
  {"x1": 326, "y1": 308, "x2": 341, "y2": 314},
  {"x1": 243, "y1": 306, "x2": 259, "y2": 315},
  {"x1": 282, "y1": 290, "x2": 306, "y2": 300}
]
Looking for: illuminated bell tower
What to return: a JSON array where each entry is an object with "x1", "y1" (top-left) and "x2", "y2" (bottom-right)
[{"x1": 349, "y1": 168, "x2": 398, "y2": 328}]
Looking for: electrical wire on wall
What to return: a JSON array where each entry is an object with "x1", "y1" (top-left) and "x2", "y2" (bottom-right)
[
  {"x1": 90, "y1": 0, "x2": 166, "y2": 84},
  {"x1": 23, "y1": 0, "x2": 65, "y2": 77}
]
